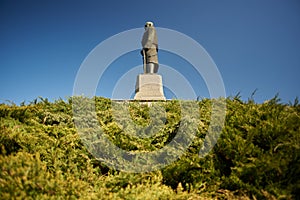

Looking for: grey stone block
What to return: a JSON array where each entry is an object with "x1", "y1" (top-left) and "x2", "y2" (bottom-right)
[{"x1": 134, "y1": 74, "x2": 166, "y2": 100}]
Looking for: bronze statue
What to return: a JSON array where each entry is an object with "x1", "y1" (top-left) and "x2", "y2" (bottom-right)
[{"x1": 141, "y1": 21, "x2": 159, "y2": 74}]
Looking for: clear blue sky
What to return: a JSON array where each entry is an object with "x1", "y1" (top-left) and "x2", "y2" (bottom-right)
[{"x1": 1, "y1": 0, "x2": 300, "y2": 104}]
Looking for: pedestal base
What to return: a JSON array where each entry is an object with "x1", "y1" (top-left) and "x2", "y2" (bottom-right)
[{"x1": 134, "y1": 74, "x2": 166, "y2": 100}]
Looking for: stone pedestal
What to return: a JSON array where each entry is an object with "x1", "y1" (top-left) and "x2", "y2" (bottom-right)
[{"x1": 134, "y1": 74, "x2": 166, "y2": 100}]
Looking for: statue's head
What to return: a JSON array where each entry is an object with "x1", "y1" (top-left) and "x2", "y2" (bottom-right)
[{"x1": 144, "y1": 21, "x2": 154, "y2": 29}]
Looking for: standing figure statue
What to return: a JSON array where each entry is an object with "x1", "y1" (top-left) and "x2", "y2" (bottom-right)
[{"x1": 141, "y1": 21, "x2": 159, "y2": 74}]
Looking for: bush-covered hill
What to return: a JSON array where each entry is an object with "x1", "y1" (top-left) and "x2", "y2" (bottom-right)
[{"x1": 0, "y1": 96, "x2": 299, "y2": 199}]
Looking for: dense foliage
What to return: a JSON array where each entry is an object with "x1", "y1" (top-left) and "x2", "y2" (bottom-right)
[{"x1": 0, "y1": 96, "x2": 299, "y2": 199}]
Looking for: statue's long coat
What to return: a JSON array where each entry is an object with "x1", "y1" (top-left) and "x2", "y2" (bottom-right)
[{"x1": 141, "y1": 26, "x2": 158, "y2": 64}]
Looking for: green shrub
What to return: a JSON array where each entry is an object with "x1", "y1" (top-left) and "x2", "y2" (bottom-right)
[{"x1": 0, "y1": 96, "x2": 299, "y2": 199}]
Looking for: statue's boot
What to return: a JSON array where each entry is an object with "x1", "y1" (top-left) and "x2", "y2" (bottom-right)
[{"x1": 145, "y1": 63, "x2": 159, "y2": 74}]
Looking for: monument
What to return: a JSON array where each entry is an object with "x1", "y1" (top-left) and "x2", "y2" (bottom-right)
[{"x1": 134, "y1": 22, "x2": 166, "y2": 100}]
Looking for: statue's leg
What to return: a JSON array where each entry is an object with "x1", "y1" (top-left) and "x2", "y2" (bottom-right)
[
  {"x1": 145, "y1": 63, "x2": 159, "y2": 73},
  {"x1": 146, "y1": 63, "x2": 154, "y2": 73},
  {"x1": 153, "y1": 63, "x2": 159, "y2": 73},
  {"x1": 142, "y1": 50, "x2": 146, "y2": 73}
]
